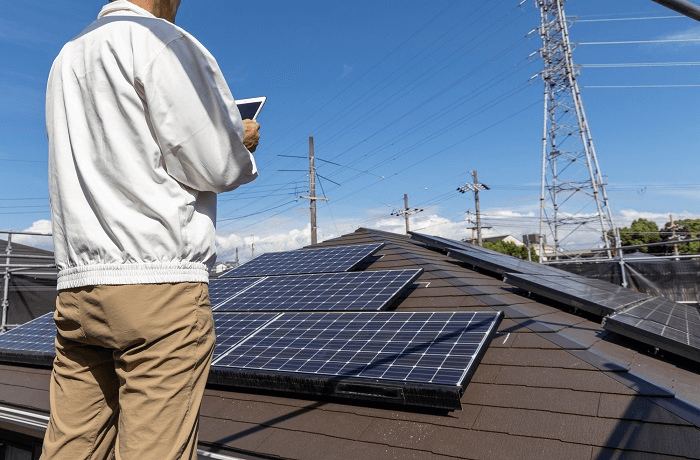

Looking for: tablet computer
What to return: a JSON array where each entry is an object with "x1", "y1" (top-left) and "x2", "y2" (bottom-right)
[{"x1": 236, "y1": 96, "x2": 266, "y2": 121}]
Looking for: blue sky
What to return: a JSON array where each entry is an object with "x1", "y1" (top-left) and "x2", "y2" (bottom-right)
[{"x1": 1, "y1": 0, "x2": 699, "y2": 259}]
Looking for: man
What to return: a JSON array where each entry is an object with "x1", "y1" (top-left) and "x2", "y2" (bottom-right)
[{"x1": 43, "y1": 0, "x2": 260, "y2": 458}]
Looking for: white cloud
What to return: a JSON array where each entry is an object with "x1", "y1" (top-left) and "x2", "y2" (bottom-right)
[
  {"x1": 216, "y1": 224, "x2": 314, "y2": 264},
  {"x1": 12, "y1": 220, "x2": 54, "y2": 251},
  {"x1": 659, "y1": 25, "x2": 700, "y2": 44},
  {"x1": 617, "y1": 209, "x2": 700, "y2": 228},
  {"x1": 219, "y1": 206, "x2": 700, "y2": 264}
]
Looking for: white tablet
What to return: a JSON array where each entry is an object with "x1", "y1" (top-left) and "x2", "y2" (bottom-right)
[{"x1": 235, "y1": 96, "x2": 266, "y2": 121}]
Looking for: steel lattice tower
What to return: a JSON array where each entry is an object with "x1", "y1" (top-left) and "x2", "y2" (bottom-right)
[{"x1": 536, "y1": 0, "x2": 618, "y2": 260}]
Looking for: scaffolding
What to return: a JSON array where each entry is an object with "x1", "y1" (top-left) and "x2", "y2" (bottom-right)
[{"x1": 1, "y1": 231, "x2": 55, "y2": 332}]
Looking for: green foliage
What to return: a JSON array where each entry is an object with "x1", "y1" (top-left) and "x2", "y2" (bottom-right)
[
  {"x1": 663, "y1": 218, "x2": 700, "y2": 254},
  {"x1": 483, "y1": 241, "x2": 538, "y2": 262},
  {"x1": 612, "y1": 218, "x2": 700, "y2": 254},
  {"x1": 616, "y1": 219, "x2": 661, "y2": 253}
]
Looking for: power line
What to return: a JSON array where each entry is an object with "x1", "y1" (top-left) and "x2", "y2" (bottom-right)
[
  {"x1": 578, "y1": 38, "x2": 700, "y2": 45},
  {"x1": 574, "y1": 15, "x2": 684, "y2": 22},
  {"x1": 581, "y1": 61, "x2": 700, "y2": 68},
  {"x1": 582, "y1": 84, "x2": 700, "y2": 88},
  {"x1": 0, "y1": 158, "x2": 46, "y2": 163},
  {"x1": 217, "y1": 200, "x2": 299, "y2": 222}
]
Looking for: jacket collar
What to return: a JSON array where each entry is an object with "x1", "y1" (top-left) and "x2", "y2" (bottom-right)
[{"x1": 98, "y1": 0, "x2": 156, "y2": 20}]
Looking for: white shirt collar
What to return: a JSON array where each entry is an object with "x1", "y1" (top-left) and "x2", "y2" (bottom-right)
[{"x1": 98, "y1": 0, "x2": 156, "y2": 20}]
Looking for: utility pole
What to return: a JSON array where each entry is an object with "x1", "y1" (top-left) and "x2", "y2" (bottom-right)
[
  {"x1": 235, "y1": 248, "x2": 240, "y2": 267},
  {"x1": 391, "y1": 194, "x2": 423, "y2": 234},
  {"x1": 251, "y1": 236, "x2": 255, "y2": 259},
  {"x1": 536, "y1": 0, "x2": 619, "y2": 260},
  {"x1": 458, "y1": 171, "x2": 490, "y2": 246},
  {"x1": 300, "y1": 136, "x2": 328, "y2": 245},
  {"x1": 670, "y1": 214, "x2": 680, "y2": 259}
]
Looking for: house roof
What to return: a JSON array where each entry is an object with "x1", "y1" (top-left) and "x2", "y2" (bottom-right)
[
  {"x1": 1, "y1": 228, "x2": 699, "y2": 459},
  {"x1": 481, "y1": 234, "x2": 523, "y2": 245}
]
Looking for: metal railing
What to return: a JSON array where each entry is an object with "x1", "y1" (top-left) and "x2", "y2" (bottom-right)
[
  {"x1": 541, "y1": 237, "x2": 700, "y2": 289},
  {"x1": 1, "y1": 230, "x2": 55, "y2": 332}
]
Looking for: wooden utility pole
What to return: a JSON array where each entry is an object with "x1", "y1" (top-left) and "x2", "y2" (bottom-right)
[
  {"x1": 671, "y1": 214, "x2": 680, "y2": 259},
  {"x1": 473, "y1": 171, "x2": 483, "y2": 246},
  {"x1": 300, "y1": 137, "x2": 328, "y2": 245},
  {"x1": 403, "y1": 194, "x2": 410, "y2": 233},
  {"x1": 457, "y1": 170, "x2": 490, "y2": 246},
  {"x1": 391, "y1": 194, "x2": 423, "y2": 234}
]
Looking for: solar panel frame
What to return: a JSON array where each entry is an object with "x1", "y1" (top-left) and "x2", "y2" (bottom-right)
[
  {"x1": 212, "y1": 269, "x2": 423, "y2": 312},
  {"x1": 0, "y1": 312, "x2": 55, "y2": 367},
  {"x1": 220, "y1": 243, "x2": 385, "y2": 278},
  {"x1": 209, "y1": 310, "x2": 503, "y2": 410}
]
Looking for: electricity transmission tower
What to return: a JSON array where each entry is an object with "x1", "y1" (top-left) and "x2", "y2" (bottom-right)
[{"x1": 536, "y1": 0, "x2": 619, "y2": 260}]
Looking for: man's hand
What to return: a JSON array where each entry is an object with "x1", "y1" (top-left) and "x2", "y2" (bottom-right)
[{"x1": 242, "y1": 119, "x2": 260, "y2": 153}]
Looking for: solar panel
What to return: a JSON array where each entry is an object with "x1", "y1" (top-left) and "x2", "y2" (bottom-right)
[
  {"x1": 0, "y1": 313, "x2": 55, "y2": 366},
  {"x1": 504, "y1": 273, "x2": 652, "y2": 317},
  {"x1": 0, "y1": 307, "x2": 502, "y2": 410},
  {"x1": 447, "y1": 248, "x2": 566, "y2": 277},
  {"x1": 604, "y1": 299, "x2": 700, "y2": 363},
  {"x1": 212, "y1": 269, "x2": 422, "y2": 312},
  {"x1": 208, "y1": 277, "x2": 263, "y2": 305},
  {"x1": 221, "y1": 243, "x2": 384, "y2": 277},
  {"x1": 410, "y1": 231, "x2": 495, "y2": 255},
  {"x1": 209, "y1": 310, "x2": 503, "y2": 410},
  {"x1": 410, "y1": 232, "x2": 568, "y2": 276}
]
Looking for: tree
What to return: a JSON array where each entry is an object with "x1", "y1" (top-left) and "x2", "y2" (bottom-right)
[
  {"x1": 483, "y1": 241, "x2": 538, "y2": 262},
  {"x1": 663, "y1": 218, "x2": 700, "y2": 254},
  {"x1": 616, "y1": 219, "x2": 662, "y2": 253}
]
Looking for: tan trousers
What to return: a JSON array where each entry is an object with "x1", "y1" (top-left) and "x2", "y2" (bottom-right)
[{"x1": 41, "y1": 283, "x2": 215, "y2": 460}]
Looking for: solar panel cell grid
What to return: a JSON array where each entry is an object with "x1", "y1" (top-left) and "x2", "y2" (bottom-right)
[
  {"x1": 208, "y1": 277, "x2": 263, "y2": 305},
  {"x1": 222, "y1": 243, "x2": 384, "y2": 277},
  {"x1": 0, "y1": 313, "x2": 55, "y2": 365},
  {"x1": 604, "y1": 300, "x2": 700, "y2": 362},
  {"x1": 212, "y1": 312, "x2": 279, "y2": 361},
  {"x1": 212, "y1": 311, "x2": 502, "y2": 387},
  {"x1": 213, "y1": 269, "x2": 422, "y2": 312}
]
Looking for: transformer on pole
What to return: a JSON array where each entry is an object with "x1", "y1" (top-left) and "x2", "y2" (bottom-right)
[
  {"x1": 458, "y1": 170, "x2": 490, "y2": 247},
  {"x1": 535, "y1": 0, "x2": 619, "y2": 260},
  {"x1": 391, "y1": 194, "x2": 423, "y2": 234}
]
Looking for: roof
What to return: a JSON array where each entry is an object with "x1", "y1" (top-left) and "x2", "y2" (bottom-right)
[
  {"x1": 481, "y1": 234, "x2": 524, "y2": 245},
  {"x1": 1, "y1": 228, "x2": 700, "y2": 459}
]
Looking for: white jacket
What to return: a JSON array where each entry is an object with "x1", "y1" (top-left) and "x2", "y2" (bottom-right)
[{"x1": 47, "y1": 1, "x2": 258, "y2": 290}]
